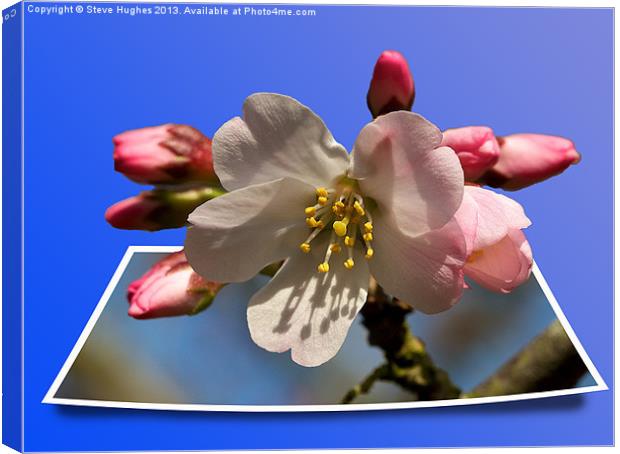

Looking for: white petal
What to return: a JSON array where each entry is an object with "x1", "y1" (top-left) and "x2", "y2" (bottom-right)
[
  {"x1": 370, "y1": 212, "x2": 467, "y2": 314},
  {"x1": 247, "y1": 236, "x2": 369, "y2": 367},
  {"x1": 213, "y1": 93, "x2": 350, "y2": 191},
  {"x1": 350, "y1": 111, "x2": 464, "y2": 237},
  {"x1": 185, "y1": 178, "x2": 314, "y2": 283}
]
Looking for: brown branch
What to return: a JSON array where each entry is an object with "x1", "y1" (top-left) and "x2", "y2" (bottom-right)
[
  {"x1": 342, "y1": 279, "x2": 461, "y2": 403},
  {"x1": 467, "y1": 319, "x2": 587, "y2": 397},
  {"x1": 341, "y1": 364, "x2": 391, "y2": 404}
]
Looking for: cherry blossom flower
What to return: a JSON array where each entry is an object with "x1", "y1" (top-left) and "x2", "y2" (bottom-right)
[
  {"x1": 184, "y1": 93, "x2": 468, "y2": 366},
  {"x1": 456, "y1": 185, "x2": 532, "y2": 293}
]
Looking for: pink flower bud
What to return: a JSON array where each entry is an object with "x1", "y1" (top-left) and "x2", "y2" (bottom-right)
[
  {"x1": 441, "y1": 127, "x2": 500, "y2": 181},
  {"x1": 105, "y1": 187, "x2": 223, "y2": 231},
  {"x1": 104, "y1": 193, "x2": 162, "y2": 231},
  {"x1": 113, "y1": 124, "x2": 218, "y2": 185},
  {"x1": 482, "y1": 134, "x2": 581, "y2": 190},
  {"x1": 128, "y1": 251, "x2": 223, "y2": 319},
  {"x1": 367, "y1": 50, "x2": 415, "y2": 118}
]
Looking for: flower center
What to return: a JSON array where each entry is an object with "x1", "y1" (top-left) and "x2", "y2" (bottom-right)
[{"x1": 299, "y1": 184, "x2": 374, "y2": 273}]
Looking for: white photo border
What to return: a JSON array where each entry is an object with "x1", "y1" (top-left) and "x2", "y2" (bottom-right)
[{"x1": 42, "y1": 245, "x2": 608, "y2": 412}]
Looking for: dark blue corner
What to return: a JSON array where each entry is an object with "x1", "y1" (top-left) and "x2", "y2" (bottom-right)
[{"x1": 3, "y1": 2, "x2": 23, "y2": 452}]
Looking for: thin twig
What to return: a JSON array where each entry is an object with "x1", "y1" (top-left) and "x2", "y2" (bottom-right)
[{"x1": 341, "y1": 364, "x2": 390, "y2": 404}]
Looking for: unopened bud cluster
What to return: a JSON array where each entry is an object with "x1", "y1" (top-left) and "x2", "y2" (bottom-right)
[
  {"x1": 106, "y1": 123, "x2": 223, "y2": 231},
  {"x1": 366, "y1": 50, "x2": 580, "y2": 190},
  {"x1": 441, "y1": 127, "x2": 580, "y2": 190}
]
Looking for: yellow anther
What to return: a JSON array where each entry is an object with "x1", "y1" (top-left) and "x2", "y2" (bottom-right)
[
  {"x1": 353, "y1": 201, "x2": 365, "y2": 216},
  {"x1": 364, "y1": 222, "x2": 373, "y2": 233},
  {"x1": 318, "y1": 196, "x2": 328, "y2": 205},
  {"x1": 316, "y1": 220, "x2": 325, "y2": 229},
  {"x1": 344, "y1": 235, "x2": 355, "y2": 247},
  {"x1": 363, "y1": 232, "x2": 373, "y2": 242},
  {"x1": 332, "y1": 200, "x2": 345, "y2": 216},
  {"x1": 299, "y1": 243, "x2": 311, "y2": 253},
  {"x1": 330, "y1": 243, "x2": 342, "y2": 253},
  {"x1": 316, "y1": 187, "x2": 328, "y2": 198},
  {"x1": 306, "y1": 217, "x2": 318, "y2": 228},
  {"x1": 333, "y1": 220, "x2": 348, "y2": 237},
  {"x1": 304, "y1": 206, "x2": 316, "y2": 216},
  {"x1": 365, "y1": 248, "x2": 374, "y2": 259},
  {"x1": 344, "y1": 258, "x2": 355, "y2": 269},
  {"x1": 317, "y1": 262, "x2": 330, "y2": 273}
]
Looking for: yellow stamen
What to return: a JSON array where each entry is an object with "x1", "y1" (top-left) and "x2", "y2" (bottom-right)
[
  {"x1": 306, "y1": 217, "x2": 318, "y2": 228},
  {"x1": 316, "y1": 187, "x2": 328, "y2": 198},
  {"x1": 302, "y1": 187, "x2": 376, "y2": 271},
  {"x1": 333, "y1": 220, "x2": 348, "y2": 237},
  {"x1": 332, "y1": 200, "x2": 345, "y2": 216},
  {"x1": 330, "y1": 243, "x2": 341, "y2": 253}
]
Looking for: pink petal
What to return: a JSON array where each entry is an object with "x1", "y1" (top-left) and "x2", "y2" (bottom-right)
[
  {"x1": 370, "y1": 213, "x2": 467, "y2": 314},
  {"x1": 350, "y1": 111, "x2": 464, "y2": 237},
  {"x1": 464, "y1": 229, "x2": 533, "y2": 293},
  {"x1": 462, "y1": 186, "x2": 530, "y2": 250},
  {"x1": 452, "y1": 188, "x2": 479, "y2": 256}
]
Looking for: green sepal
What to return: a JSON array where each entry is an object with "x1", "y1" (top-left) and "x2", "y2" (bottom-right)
[{"x1": 189, "y1": 292, "x2": 216, "y2": 316}]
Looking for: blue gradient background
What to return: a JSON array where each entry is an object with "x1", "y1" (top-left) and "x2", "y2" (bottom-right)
[{"x1": 19, "y1": 3, "x2": 612, "y2": 450}]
